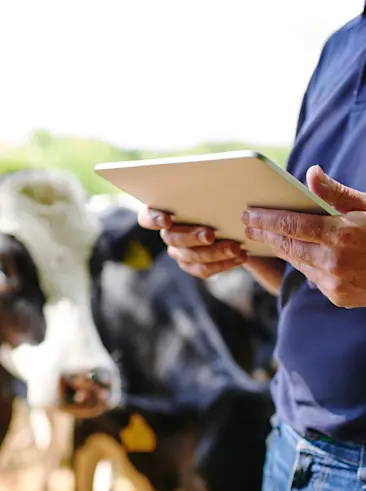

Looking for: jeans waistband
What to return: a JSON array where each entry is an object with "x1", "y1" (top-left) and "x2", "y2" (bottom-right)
[{"x1": 281, "y1": 422, "x2": 366, "y2": 467}]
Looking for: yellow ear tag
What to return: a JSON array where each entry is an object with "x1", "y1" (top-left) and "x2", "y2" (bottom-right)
[
  {"x1": 122, "y1": 241, "x2": 153, "y2": 270},
  {"x1": 120, "y1": 413, "x2": 157, "y2": 453}
]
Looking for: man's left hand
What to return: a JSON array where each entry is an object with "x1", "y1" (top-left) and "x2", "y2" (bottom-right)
[{"x1": 242, "y1": 165, "x2": 366, "y2": 309}]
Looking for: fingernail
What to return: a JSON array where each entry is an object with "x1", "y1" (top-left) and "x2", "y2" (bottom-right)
[
  {"x1": 157, "y1": 216, "x2": 166, "y2": 227},
  {"x1": 316, "y1": 166, "x2": 329, "y2": 186},
  {"x1": 160, "y1": 229, "x2": 167, "y2": 239},
  {"x1": 149, "y1": 210, "x2": 166, "y2": 228},
  {"x1": 242, "y1": 210, "x2": 250, "y2": 225},
  {"x1": 198, "y1": 230, "x2": 211, "y2": 244}
]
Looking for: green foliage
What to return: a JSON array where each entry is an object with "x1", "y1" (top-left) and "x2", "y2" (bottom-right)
[
  {"x1": 151, "y1": 140, "x2": 290, "y2": 169},
  {"x1": 0, "y1": 129, "x2": 290, "y2": 195}
]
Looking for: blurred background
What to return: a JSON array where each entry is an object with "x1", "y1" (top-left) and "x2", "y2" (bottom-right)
[
  {"x1": 0, "y1": 0, "x2": 361, "y2": 191},
  {"x1": 0, "y1": 1, "x2": 362, "y2": 490}
]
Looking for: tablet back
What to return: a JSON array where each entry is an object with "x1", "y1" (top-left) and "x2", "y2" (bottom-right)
[{"x1": 95, "y1": 150, "x2": 338, "y2": 257}]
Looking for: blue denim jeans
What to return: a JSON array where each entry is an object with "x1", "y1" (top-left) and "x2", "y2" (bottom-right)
[{"x1": 262, "y1": 421, "x2": 366, "y2": 490}]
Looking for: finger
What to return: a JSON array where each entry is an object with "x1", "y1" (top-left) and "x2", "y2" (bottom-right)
[
  {"x1": 167, "y1": 240, "x2": 246, "y2": 264},
  {"x1": 242, "y1": 208, "x2": 336, "y2": 245},
  {"x1": 137, "y1": 207, "x2": 173, "y2": 230},
  {"x1": 244, "y1": 227, "x2": 325, "y2": 269},
  {"x1": 177, "y1": 256, "x2": 247, "y2": 279},
  {"x1": 307, "y1": 165, "x2": 366, "y2": 214},
  {"x1": 161, "y1": 225, "x2": 216, "y2": 247}
]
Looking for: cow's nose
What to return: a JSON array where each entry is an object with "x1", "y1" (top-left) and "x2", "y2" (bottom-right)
[{"x1": 58, "y1": 367, "x2": 114, "y2": 418}]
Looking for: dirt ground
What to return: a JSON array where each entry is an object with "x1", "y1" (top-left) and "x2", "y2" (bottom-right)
[{"x1": 0, "y1": 400, "x2": 74, "y2": 491}]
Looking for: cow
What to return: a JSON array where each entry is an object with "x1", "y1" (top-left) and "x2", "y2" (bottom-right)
[
  {"x1": 0, "y1": 170, "x2": 122, "y2": 414},
  {"x1": 0, "y1": 169, "x2": 277, "y2": 491},
  {"x1": 0, "y1": 199, "x2": 48, "y2": 469},
  {"x1": 0, "y1": 169, "x2": 123, "y2": 488},
  {"x1": 72, "y1": 207, "x2": 276, "y2": 491}
]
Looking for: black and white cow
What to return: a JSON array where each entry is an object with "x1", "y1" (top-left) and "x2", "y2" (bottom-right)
[
  {"x1": 0, "y1": 169, "x2": 123, "y2": 486},
  {"x1": 0, "y1": 170, "x2": 122, "y2": 415},
  {"x1": 0, "y1": 186, "x2": 48, "y2": 457},
  {"x1": 71, "y1": 204, "x2": 276, "y2": 491},
  {"x1": 0, "y1": 170, "x2": 277, "y2": 491}
]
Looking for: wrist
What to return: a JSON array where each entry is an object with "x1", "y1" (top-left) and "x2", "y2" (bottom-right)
[{"x1": 243, "y1": 256, "x2": 286, "y2": 296}]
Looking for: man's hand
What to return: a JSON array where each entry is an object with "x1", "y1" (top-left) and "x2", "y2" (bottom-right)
[
  {"x1": 242, "y1": 165, "x2": 366, "y2": 308},
  {"x1": 137, "y1": 207, "x2": 284, "y2": 294},
  {"x1": 137, "y1": 208, "x2": 247, "y2": 278}
]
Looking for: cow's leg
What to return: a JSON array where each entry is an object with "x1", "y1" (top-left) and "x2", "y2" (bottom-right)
[
  {"x1": 0, "y1": 365, "x2": 18, "y2": 472},
  {"x1": 0, "y1": 395, "x2": 14, "y2": 471},
  {"x1": 0, "y1": 397, "x2": 13, "y2": 447},
  {"x1": 29, "y1": 408, "x2": 74, "y2": 491}
]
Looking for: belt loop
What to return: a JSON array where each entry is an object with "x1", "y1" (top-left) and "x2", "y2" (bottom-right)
[{"x1": 357, "y1": 445, "x2": 366, "y2": 487}]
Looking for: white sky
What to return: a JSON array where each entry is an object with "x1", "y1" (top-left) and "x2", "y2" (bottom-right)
[{"x1": 0, "y1": 0, "x2": 363, "y2": 150}]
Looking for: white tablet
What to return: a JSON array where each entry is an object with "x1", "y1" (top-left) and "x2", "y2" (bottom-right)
[{"x1": 95, "y1": 150, "x2": 338, "y2": 257}]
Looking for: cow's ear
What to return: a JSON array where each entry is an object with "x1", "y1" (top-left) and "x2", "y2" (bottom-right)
[{"x1": 119, "y1": 226, "x2": 167, "y2": 271}]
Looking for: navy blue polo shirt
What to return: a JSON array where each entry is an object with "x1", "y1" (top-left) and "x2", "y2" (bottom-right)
[{"x1": 272, "y1": 5, "x2": 366, "y2": 442}]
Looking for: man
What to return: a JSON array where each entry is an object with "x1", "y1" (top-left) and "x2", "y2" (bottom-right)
[{"x1": 138, "y1": 4, "x2": 366, "y2": 489}]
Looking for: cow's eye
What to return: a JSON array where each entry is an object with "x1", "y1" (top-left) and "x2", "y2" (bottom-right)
[
  {"x1": 0, "y1": 270, "x2": 7, "y2": 286},
  {"x1": 0, "y1": 260, "x2": 9, "y2": 282}
]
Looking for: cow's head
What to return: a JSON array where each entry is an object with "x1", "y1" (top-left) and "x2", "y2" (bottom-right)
[{"x1": 0, "y1": 170, "x2": 122, "y2": 417}]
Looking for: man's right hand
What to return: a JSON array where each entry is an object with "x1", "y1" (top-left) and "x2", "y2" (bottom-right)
[{"x1": 137, "y1": 207, "x2": 247, "y2": 279}]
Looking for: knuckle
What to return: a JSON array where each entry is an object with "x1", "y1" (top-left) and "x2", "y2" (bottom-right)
[
  {"x1": 278, "y1": 215, "x2": 297, "y2": 236},
  {"x1": 334, "y1": 226, "x2": 356, "y2": 249},
  {"x1": 177, "y1": 260, "x2": 198, "y2": 278},
  {"x1": 167, "y1": 246, "x2": 178, "y2": 259},
  {"x1": 251, "y1": 211, "x2": 264, "y2": 229},
  {"x1": 326, "y1": 251, "x2": 345, "y2": 277},
  {"x1": 161, "y1": 230, "x2": 175, "y2": 246},
  {"x1": 191, "y1": 250, "x2": 210, "y2": 264},
  {"x1": 333, "y1": 182, "x2": 351, "y2": 207},
  {"x1": 197, "y1": 264, "x2": 213, "y2": 279},
  {"x1": 327, "y1": 263, "x2": 344, "y2": 277},
  {"x1": 279, "y1": 236, "x2": 292, "y2": 256},
  {"x1": 216, "y1": 243, "x2": 239, "y2": 260},
  {"x1": 169, "y1": 247, "x2": 193, "y2": 265},
  {"x1": 310, "y1": 220, "x2": 323, "y2": 242},
  {"x1": 293, "y1": 244, "x2": 310, "y2": 263}
]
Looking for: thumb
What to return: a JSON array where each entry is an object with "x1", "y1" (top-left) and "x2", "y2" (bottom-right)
[{"x1": 306, "y1": 165, "x2": 366, "y2": 213}]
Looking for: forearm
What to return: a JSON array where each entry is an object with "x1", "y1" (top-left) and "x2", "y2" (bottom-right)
[{"x1": 243, "y1": 257, "x2": 286, "y2": 296}]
